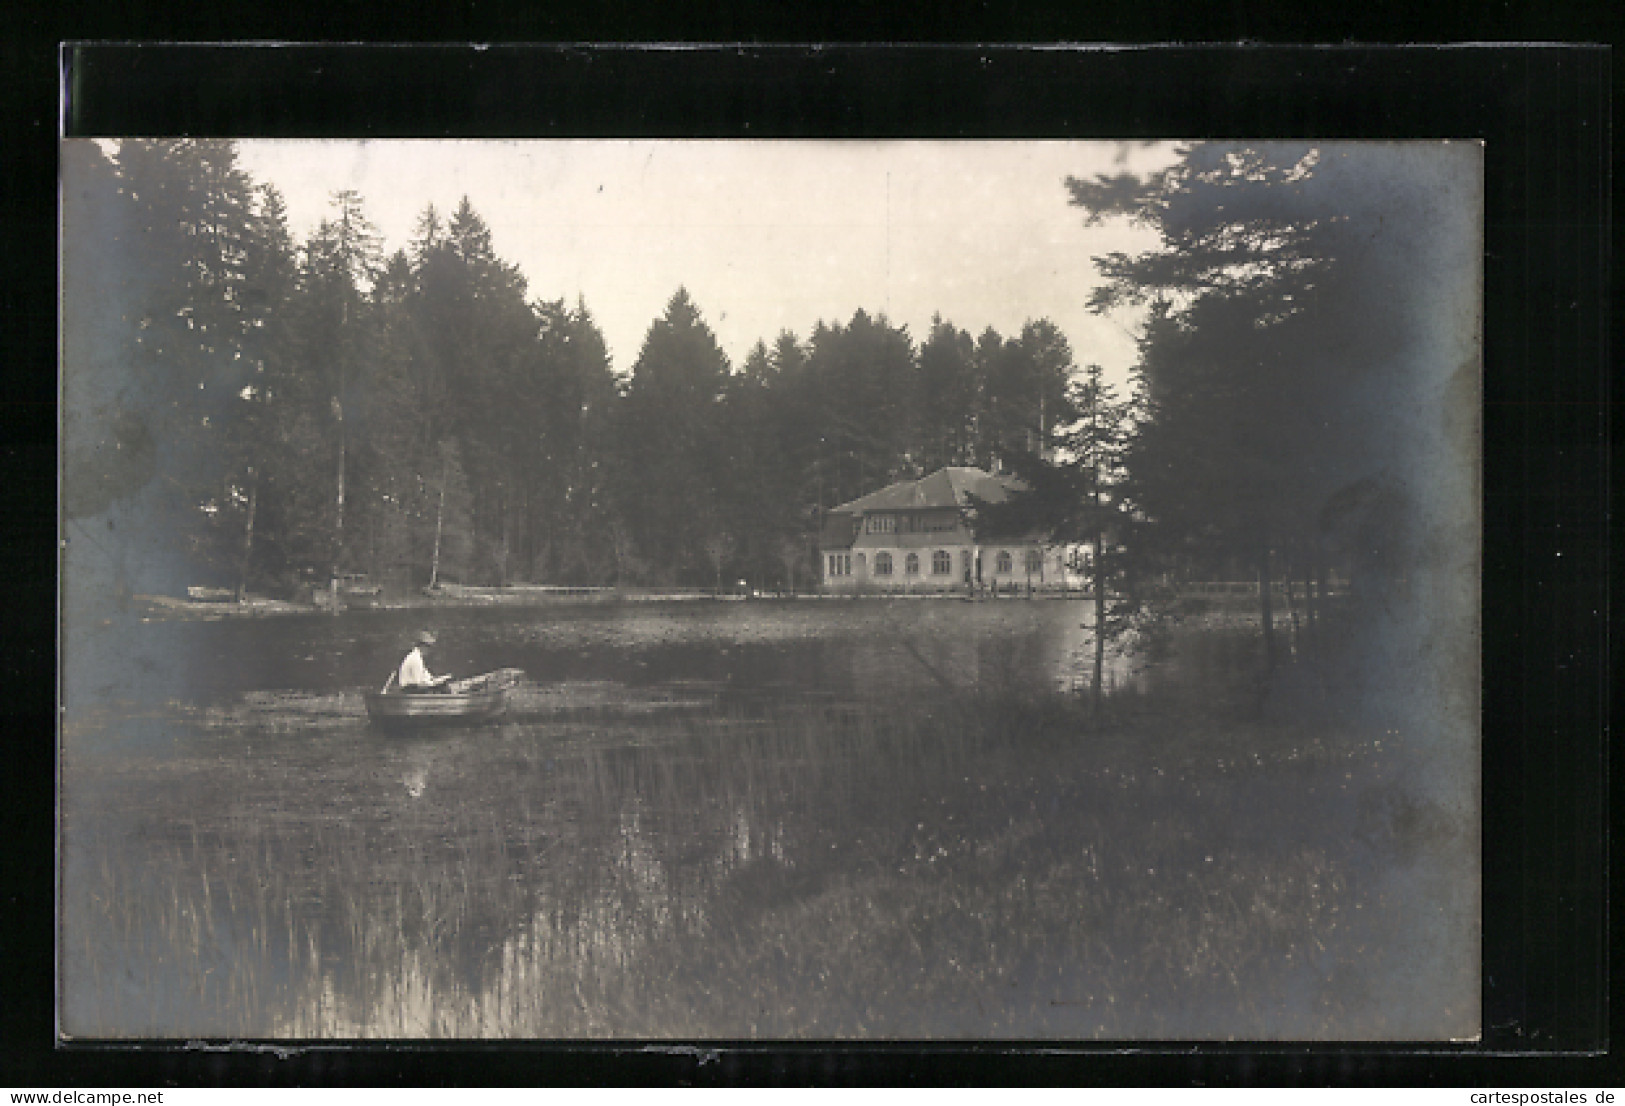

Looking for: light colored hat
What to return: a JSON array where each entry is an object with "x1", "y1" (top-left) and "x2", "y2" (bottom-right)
[{"x1": 415, "y1": 630, "x2": 438, "y2": 646}]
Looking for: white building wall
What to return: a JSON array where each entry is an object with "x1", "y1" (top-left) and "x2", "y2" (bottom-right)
[{"x1": 823, "y1": 540, "x2": 1088, "y2": 592}]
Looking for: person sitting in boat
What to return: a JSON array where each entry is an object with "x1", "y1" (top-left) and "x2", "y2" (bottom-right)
[{"x1": 398, "y1": 630, "x2": 454, "y2": 694}]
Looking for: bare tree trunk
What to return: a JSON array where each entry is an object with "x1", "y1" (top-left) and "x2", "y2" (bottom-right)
[
  {"x1": 1258, "y1": 543, "x2": 1277, "y2": 673},
  {"x1": 1092, "y1": 528, "x2": 1106, "y2": 720},
  {"x1": 500, "y1": 487, "x2": 511, "y2": 585},
  {"x1": 331, "y1": 407, "x2": 346, "y2": 615},
  {"x1": 1299, "y1": 558, "x2": 1316, "y2": 662},
  {"x1": 1089, "y1": 437, "x2": 1106, "y2": 718},
  {"x1": 236, "y1": 468, "x2": 258, "y2": 604},
  {"x1": 1284, "y1": 561, "x2": 1302, "y2": 655},
  {"x1": 1306, "y1": 553, "x2": 1319, "y2": 631},
  {"x1": 429, "y1": 451, "x2": 447, "y2": 590},
  {"x1": 521, "y1": 484, "x2": 533, "y2": 583},
  {"x1": 1310, "y1": 554, "x2": 1325, "y2": 637}
]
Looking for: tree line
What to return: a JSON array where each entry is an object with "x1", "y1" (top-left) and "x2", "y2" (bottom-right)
[
  {"x1": 63, "y1": 136, "x2": 1461, "y2": 691},
  {"x1": 978, "y1": 142, "x2": 1474, "y2": 686},
  {"x1": 62, "y1": 139, "x2": 1080, "y2": 598}
]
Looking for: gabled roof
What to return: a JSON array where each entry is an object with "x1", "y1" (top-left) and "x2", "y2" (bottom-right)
[
  {"x1": 818, "y1": 510, "x2": 859, "y2": 549},
  {"x1": 830, "y1": 466, "x2": 1020, "y2": 514}
]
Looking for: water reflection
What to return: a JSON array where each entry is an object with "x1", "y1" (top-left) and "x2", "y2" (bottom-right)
[{"x1": 64, "y1": 598, "x2": 1137, "y2": 719}]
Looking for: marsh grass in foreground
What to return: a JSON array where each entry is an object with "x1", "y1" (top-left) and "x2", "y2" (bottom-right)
[{"x1": 62, "y1": 670, "x2": 1473, "y2": 1039}]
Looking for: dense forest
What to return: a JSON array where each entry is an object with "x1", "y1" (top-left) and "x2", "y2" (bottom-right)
[
  {"x1": 63, "y1": 142, "x2": 1085, "y2": 600},
  {"x1": 63, "y1": 137, "x2": 1472, "y2": 680},
  {"x1": 971, "y1": 143, "x2": 1477, "y2": 676},
  {"x1": 62, "y1": 139, "x2": 1077, "y2": 597}
]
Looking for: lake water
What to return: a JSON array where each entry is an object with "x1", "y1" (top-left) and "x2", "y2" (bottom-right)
[
  {"x1": 64, "y1": 596, "x2": 1143, "y2": 711},
  {"x1": 58, "y1": 598, "x2": 1477, "y2": 1040}
]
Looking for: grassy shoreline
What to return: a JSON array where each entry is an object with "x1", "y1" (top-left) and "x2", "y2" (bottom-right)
[
  {"x1": 61, "y1": 662, "x2": 1476, "y2": 1039},
  {"x1": 128, "y1": 587, "x2": 1277, "y2": 623}
]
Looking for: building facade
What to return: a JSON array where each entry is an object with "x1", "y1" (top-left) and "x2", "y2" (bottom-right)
[{"x1": 818, "y1": 466, "x2": 1084, "y2": 593}]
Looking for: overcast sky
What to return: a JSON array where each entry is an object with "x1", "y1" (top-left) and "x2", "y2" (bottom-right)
[{"x1": 233, "y1": 140, "x2": 1178, "y2": 387}]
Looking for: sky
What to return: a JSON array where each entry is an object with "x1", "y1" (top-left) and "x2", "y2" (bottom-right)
[{"x1": 233, "y1": 140, "x2": 1179, "y2": 387}]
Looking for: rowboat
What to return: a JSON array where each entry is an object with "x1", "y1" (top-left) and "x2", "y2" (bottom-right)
[{"x1": 364, "y1": 672, "x2": 509, "y2": 728}]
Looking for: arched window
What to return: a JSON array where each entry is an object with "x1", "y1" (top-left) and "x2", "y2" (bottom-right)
[
  {"x1": 1025, "y1": 549, "x2": 1043, "y2": 574},
  {"x1": 905, "y1": 552, "x2": 920, "y2": 575},
  {"x1": 996, "y1": 550, "x2": 1013, "y2": 574},
  {"x1": 875, "y1": 552, "x2": 893, "y2": 576},
  {"x1": 932, "y1": 549, "x2": 951, "y2": 575}
]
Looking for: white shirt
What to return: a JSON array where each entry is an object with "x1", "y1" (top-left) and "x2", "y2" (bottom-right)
[{"x1": 398, "y1": 647, "x2": 438, "y2": 689}]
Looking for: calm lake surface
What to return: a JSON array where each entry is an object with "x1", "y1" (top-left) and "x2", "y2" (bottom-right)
[
  {"x1": 65, "y1": 596, "x2": 1141, "y2": 711},
  {"x1": 59, "y1": 598, "x2": 1477, "y2": 1040}
]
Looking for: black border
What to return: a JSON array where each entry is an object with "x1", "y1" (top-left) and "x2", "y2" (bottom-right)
[{"x1": 10, "y1": 40, "x2": 1614, "y2": 1086}]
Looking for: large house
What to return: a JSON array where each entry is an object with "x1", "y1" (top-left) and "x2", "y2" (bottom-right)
[{"x1": 818, "y1": 466, "x2": 1083, "y2": 592}]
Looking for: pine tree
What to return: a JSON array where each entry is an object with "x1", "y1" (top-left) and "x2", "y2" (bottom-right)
[
  {"x1": 973, "y1": 362, "x2": 1136, "y2": 717},
  {"x1": 365, "y1": 248, "x2": 434, "y2": 589},
  {"x1": 801, "y1": 309, "x2": 917, "y2": 505},
  {"x1": 915, "y1": 316, "x2": 979, "y2": 470},
  {"x1": 227, "y1": 182, "x2": 301, "y2": 598},
  {"x1": 90, "y1": 140, "x2": 278, "y2": 593},
  {"x1": 61, "y1": 140, "x2": 153, "y2": 527},
  {"x1": 1068, "y1": 143, "x2": 1469, "y2": 670},
  {"x1": 288, "y1": 188, "x2": 383, "y2": 603},
  {"x1": 612, "y1": 288, "x2": 732, "y2": 583},
  {"x1": 406, "y1": 197, "x2": 540, "y2": 583}
]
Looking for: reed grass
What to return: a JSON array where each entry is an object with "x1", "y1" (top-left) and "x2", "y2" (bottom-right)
[{"x1": 61, "y1": 647, "x2": 1474, "y2": 1040}]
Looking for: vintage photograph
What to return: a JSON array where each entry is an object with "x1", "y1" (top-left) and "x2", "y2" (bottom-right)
[{"x1": 59, "y1": 139, "x2": 1481, "y2": 1039}]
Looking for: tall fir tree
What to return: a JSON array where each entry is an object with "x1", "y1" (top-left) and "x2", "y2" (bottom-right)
[
  {"x1": 1069, "y1": 143, "x2": 1464, "y2": 668},
  {"x1": 289, "y1": 188, "x2": 383, "y2": 600},
  {"x1": 612, "y1": 288, "x2": 733, "y2": 583},
  {"x1": 915, "y1": 316, "x2": 980, "y2": 471},
  {"x1": 974, "y1": 362, "x2": 1136, "y2": 716}
]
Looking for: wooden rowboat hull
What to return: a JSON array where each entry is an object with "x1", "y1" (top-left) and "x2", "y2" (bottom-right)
[{"x1": 364, "y1": 688, "x2": 508, "y2": 727}]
